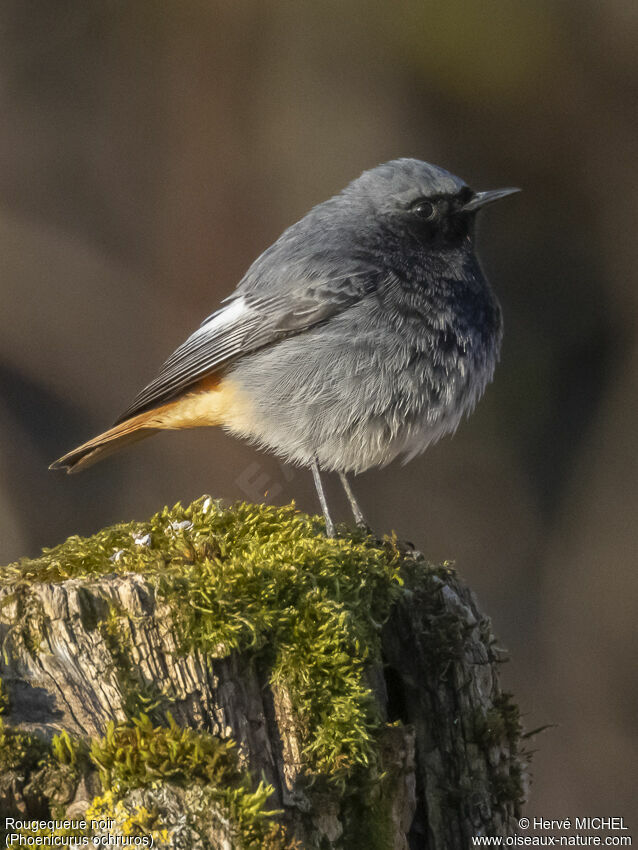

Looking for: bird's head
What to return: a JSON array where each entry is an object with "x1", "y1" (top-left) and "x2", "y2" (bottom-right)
[{"x1": 342, "y1": 158, "x2": 519, "y2": 254}]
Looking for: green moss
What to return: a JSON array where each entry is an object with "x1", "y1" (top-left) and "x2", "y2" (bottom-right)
[
  {"x1": 50, "y1": 729, "x2": 90, "y2": 771},
  {"x1": 0, "y1": 721, "x2": 84, "y2": 840},
  {"x1": 339, "y1": 731, "x2": 409, "y2": 850},
  {"x1": 0, "y1": 721, "x2": 92, "y2": 831},
  {"x1": 89, "y1": 712, "x2": 287, "y2": 848},
  {"x1": 90, "y1": 711, "x2": 241, "y2": 793},
  {"x1": 0, "y1": 716, "x2": 48, "y2": 773},
  {"x1": 398, "y1": 558, "x2": 469, "y2": 675},
  {"x1": 1, "y1": 496, "x2": 516, "y2": 841},
  {"x1": 18, "y1": 593, "x2": 46, "y2": 656},
  {"x1": 473, "y1": 691, "x2": 525, "y2": 812},
  {"x1": 0, "y1": 678, "x2": 9, "y2": 715},
  {"x1": 2, "y1": 497, "x2": 412, "y2": 781},
  {"x1": 0, "y1": 712, "x2": 288, "y2": 848}
]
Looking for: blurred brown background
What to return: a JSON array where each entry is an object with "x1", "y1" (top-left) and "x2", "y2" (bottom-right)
[{"x1": 1, "y1": 0, "x2": 636, "y2": 820}]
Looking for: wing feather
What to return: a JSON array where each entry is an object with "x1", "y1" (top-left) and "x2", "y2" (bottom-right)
[{"x1": 115, "y1": 269, "x2": 380, "y2": 423}]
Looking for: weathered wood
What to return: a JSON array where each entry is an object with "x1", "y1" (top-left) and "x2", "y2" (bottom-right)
[
  {"x1": 381, "y1": 575, "x2": 524, "y2": 847},
  {"x1": 0, "y1": 505, "x2": 525, "y2": 848}
]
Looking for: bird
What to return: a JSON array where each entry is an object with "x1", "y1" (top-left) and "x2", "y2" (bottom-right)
[{"x1": 51, "y1": 158, "x2": 518, "y2": 536}]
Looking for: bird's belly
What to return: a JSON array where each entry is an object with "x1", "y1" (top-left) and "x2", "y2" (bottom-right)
[{"x1": 222, "y1": 324, "x2": 497, "y2": 474}]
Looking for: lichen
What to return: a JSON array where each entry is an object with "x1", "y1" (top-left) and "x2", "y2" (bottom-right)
[{"x1": 85, "y1": 792, "x2": 169, "y2": 843}]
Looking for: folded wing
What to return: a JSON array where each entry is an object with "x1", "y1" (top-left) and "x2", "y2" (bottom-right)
[{"x1": 115, "y1": 269, "x2": 380, "y2": 424}]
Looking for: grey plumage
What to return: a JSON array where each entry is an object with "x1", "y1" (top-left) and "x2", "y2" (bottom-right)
[
  {"x1": 52, "y1": 158, "x2": 517, "y2": 530},
  {"x1": 208, "y1": 158, "x2": 505, "y2": 473}
]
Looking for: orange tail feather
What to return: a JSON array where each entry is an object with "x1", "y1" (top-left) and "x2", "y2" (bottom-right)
[
  {"x1": 50, "y1": 412, "x2": 161, "y2": 473},
  {"x1": 50, "y1": 375, "x2": 235, "y2": 473}
]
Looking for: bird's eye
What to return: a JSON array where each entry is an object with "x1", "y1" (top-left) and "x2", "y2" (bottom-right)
[{"x1": 411, "y1": 200, "x2": 436, "y2": 221}]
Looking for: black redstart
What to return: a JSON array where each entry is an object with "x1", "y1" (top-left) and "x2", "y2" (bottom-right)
[{"x1": 51, "y1": 158, "x2": 518, "y2": 535}]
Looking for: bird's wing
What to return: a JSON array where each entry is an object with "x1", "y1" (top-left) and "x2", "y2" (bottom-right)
[{"x1": 114, "y1": 269, "x2": 380, "y2": 423}]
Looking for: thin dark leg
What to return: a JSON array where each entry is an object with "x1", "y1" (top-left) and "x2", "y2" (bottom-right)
[
  {"x1": 311, "y1": 460, "x2": 335, "y2": 537},
  {"x1": 338, "y1": 471, "x2": 367, "y2": 527}
]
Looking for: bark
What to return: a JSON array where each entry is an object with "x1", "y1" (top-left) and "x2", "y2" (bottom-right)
[{"x1": 0, "y1": 523, "x2": 525, "y2": 848}]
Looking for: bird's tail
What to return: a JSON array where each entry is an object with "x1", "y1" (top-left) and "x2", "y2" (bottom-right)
[
  {"x1": 49, "y1": 412, "x2": 160, "y2": 474},
  {"x1": 50, "y1": 375, "x2": 233, "y2": 473}
]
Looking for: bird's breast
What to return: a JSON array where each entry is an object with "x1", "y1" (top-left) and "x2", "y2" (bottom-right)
[{"x1": 222, "y1": 284, "x2": 501, "y2": 473}]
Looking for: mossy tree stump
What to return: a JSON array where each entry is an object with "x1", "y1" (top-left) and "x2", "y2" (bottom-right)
[{"x1": 0, "y1": 497, "x2": 526, "y2": 848}]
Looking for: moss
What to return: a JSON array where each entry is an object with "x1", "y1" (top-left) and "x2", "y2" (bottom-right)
[
  {"x1": 0, "y1": 496, "x2": 520, "y2": 842},
  {"x1": 0, "y1": 678, "x2": 9, "y2": 715},
  {"x1": 0, "y1": 721, "x2": 87, "y2": 839},
  {"x1": 339, "y1": 771, "x2": 399, "y2": 848},
  {"x1": 493, "y1": 691, "x2": 523, "y2": 745},
  {"x1": 3, "y1": 497, "x2": 411, "y2": 782},
  {"x1": 85, "y1": 786, "x2": 294, "y2": 849},
  {"x1": 11, "y1": 794, "x2": 169, "y2": 846},
  {"x1": 473, "y1": 691, "x2": 525, "y2": 813},
  {"x1": 0, "y1": 716, "x2": 48, "y2": 773},
  {"x1": 329, "y1": 724, "x2": 415, "y2": 850},
  {"x1": 87, "y1": 712, "x2": 286, "y2": 847},
  {"x1": 397, "y1": 558, "x2": 469, "y2": 676},
  {"x1": 17, "y1": 592, "x2": 46, "y2": 657},
  {"x1": 0, "y1": 713, "x2": 288, "y2": 848},
  {"x1": 50, "y1": 729, "x2": 91, "y2": 771},
  {"x1": 90, "y1": 711, "x2": 241, "y2": 793},
  {"x1": 490, "y1": 692, "x2": 525, "y2": 810},
  {"x1": 0, "y1": 722, "x2": 91, "y2": 814}
]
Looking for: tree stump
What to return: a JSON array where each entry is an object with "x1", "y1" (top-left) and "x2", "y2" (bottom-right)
[{"x1": 0, "y1": 497, "x2": 526, "y2": 848}]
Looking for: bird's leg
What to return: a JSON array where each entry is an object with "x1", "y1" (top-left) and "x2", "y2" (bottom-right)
[
  {"x1": 338, "y1": 471, "x2": 367, "y2": 528},
  {"x1": 311, "y1": 459, "x2": 335, "y2": 537}
]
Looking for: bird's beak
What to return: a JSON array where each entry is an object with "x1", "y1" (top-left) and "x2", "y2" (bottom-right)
[{"x1": 461, "y1": 187, "x2": 520, "y2": 213}]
